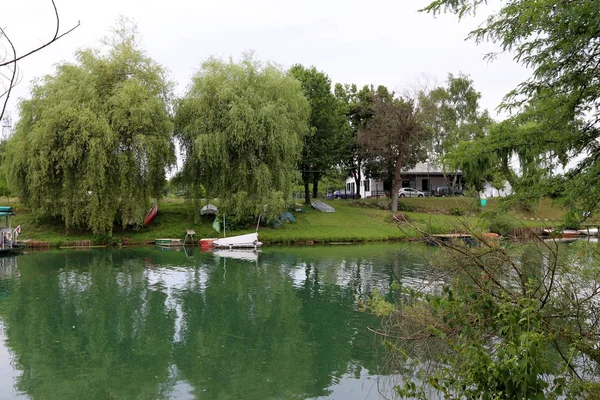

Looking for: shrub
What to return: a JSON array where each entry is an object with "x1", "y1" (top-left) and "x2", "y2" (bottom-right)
[
  {"x1": 397, "y1": 202, "x2": 416, "y2": 212},
  {"x1": 485, "y1": 211, "x2": 517, "y2": 236},
  {"x1": 449, "y1": 207, "x2": 464, "y2": 216}
]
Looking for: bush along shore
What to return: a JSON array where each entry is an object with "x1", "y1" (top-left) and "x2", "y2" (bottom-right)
[{"x1": 8, "y1": 197, "x2": 572, "y2": 248}]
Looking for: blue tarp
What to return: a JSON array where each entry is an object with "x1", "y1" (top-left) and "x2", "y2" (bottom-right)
[{"x1": 279, "y1": 211, "x2": 296, "y2": 222}]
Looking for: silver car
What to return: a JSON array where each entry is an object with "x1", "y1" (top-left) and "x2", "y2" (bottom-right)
[{"x1": 398, "y1": 188, "x2": 425, "y2": 198}]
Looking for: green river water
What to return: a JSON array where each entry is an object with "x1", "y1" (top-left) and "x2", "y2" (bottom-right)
[{"x1": 0, "y1": 243, "x2": 434, "y2": 399}]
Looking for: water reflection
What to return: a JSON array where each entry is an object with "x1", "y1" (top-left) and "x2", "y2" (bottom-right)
[{"x1": 0, "y1": 244, "x2": 435, "y2": 399}]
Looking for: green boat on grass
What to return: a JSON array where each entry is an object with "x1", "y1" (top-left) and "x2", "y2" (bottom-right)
[{"x1": 154, "y1": 238, "x2": 184, "y2": 247}]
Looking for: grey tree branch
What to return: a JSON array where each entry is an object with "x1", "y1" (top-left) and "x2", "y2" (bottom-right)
[{"x1": 0, "y1": 0, "x2": 79, "y2": 122}]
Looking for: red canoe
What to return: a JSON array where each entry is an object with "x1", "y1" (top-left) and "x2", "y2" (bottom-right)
[{"x1": 144, "y1": 204, "x2": 158, "y2": 226}]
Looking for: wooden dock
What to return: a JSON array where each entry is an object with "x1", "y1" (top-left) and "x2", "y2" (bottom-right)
[{"x1": 431, "y1": 233, "x2": 473, "y2": 239}]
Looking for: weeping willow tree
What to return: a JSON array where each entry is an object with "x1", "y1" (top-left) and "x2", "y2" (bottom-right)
[
  {"x1": 174, "y1": 55, "x2": 309, "y2": 221},
  {"x1": 4, "y1": 20, "x2": 175, "y2": 234}
]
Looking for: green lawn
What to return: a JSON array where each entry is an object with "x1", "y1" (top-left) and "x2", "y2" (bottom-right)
[{"x1": 5, "y1": 196, "x2": 571, "y2": 247}]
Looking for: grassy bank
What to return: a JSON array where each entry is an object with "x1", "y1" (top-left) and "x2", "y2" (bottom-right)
[{"x1": 5, "y1": 196, "x2": 572, "y2": 247}]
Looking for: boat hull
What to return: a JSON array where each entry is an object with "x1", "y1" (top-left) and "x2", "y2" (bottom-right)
[
  {"x1": 144, "y1": 204, "x2": 158, "y2": 226},
  {"x1": 212, "y1": 233, "x2": 262, "y2": 249},
  {"x1": 155, "y1": 238, "x2": 184, "y2": 246},
  {"x1": 213, "y1": 249, "x2": 259, "y2": 262},
  {"x1": 543, "y1": 229, "x2": 581, "y2": 238},
  {"x1": 579, "y1": 228, "x2": 599, "y2": 236}
]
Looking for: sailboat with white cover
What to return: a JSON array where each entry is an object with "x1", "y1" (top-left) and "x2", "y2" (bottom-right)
[{"x1": 212, "y1": 232, "x2": 262, "y2": 249}]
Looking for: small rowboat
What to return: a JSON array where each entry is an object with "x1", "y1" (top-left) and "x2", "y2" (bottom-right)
[
  {"x1": 155, "y1": 238, "x2": 184, "y2": 247},
  {"x1": 144, "y1": 204, "x2": 158, "y2": 226}
]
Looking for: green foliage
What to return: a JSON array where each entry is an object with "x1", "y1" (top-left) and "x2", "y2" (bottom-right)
[
  {"x1": 397, "y1": 201, "x2": 417, "y2": 212},
  {"x1": 422, "y1": 0, "x2": 600, "y2": 221},
  {"x1": 288, "y1": 65, "x2": 348, "y2": 202},
  {"x1": 386, "y1": 240, "x2": 600, "y2": 399},
  {"x1": 449, "y1": 207, "x2": 463, "y2": 216},
  {"x1": 333, "y1": 83, "x2": 377, "y2": 198},
  {"x1": 174, "y1": 54, "x2": 309, "y2": 221},
  {"x1": 358, "y1": 90, "x2": 429, "y2": 212},
  {"x1": 4, "y1": 20, "x2": 175, "y2": 234},
  {"x1": 359, "y1": 289, "x2": 395, "y2": 317},
  {"x1": 397, "y1": 290, "x2": 570, "y2": 399},
  {"x1": 421, "y1": 73, "x2": 494, "y2": 193},
  {"x1": 484, "y1": 211, "x2": 517, "y2": 236},
  {"x1": 348, "y1": 199, "x2": 391, "y2": 210}
]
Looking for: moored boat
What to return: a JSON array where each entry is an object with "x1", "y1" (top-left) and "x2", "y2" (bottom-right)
[
  {"x1": 155, "y1": 238, "x2": 184, "y2": 247},
  {"x1": 578, "y1": 227, "x2": 599, "y2": 236},
  {"x1": 212, "y1": 232, "x2": 262, "y2": 249},
  {"x1": 213, "y1": 249, "x2": 259, "y2": 262},
  {"x1": 543, "y1": 228, "x2": 581, "y2": 238},
  {"x1": 144, "y1": 204, "x2": 158, "y2": 226}
]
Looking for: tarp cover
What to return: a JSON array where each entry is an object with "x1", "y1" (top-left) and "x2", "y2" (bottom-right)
[
  {"x1": 311, "y1": 200, "x2": 335, "y2": 213},
  {"x1": 279, "y1": 211, "x2": 296, "y2": 222}
]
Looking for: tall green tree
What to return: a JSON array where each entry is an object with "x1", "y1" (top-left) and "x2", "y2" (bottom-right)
[
  {"x1": 334, "y1": 84, "x2": 376, "y2": 198},
  {"x1": 420, "y1": 73, "x2": 493, "y2": 192},
  {"x1": 288, "y1": 65, "x2": 347, "y2": 204},
  {"x1": 4, "y1": 20, "x2": 175, "y2": 234},
  {"x1": 174, "y1": 55, "x2": 309, "y2": 221},
  {"x1": 358, "y1": 88, "x2": 428, "y2": 213},
  {"x1": 422, "y1": 0, "x2": 600, "y2": 220}
]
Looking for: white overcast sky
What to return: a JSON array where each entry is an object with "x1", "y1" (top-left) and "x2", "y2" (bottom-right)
[{"x1": 4, "y1": 0, "x2": 530, "y2": 124}]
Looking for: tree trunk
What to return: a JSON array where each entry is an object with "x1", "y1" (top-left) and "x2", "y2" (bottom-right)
[
  {"x1": 353, "y1": 159, "x2": 362, "y2": 199},
  {"x1": 304, "y1": 181, "x2": 310, "y2": 205},
  {"x1": 451, "y1": 172, "x2": 458, "y2": 192},
  {"x1": 391, "y1": 154, "x2": 402, "y2": 213},
  {"x1": 312, "y1": 172, "x2": 321, "y2": 200}
]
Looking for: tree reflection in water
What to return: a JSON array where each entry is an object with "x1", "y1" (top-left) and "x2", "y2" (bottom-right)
[{"x1": 0, "y1": 244, "x2": 434, "y2": 399}]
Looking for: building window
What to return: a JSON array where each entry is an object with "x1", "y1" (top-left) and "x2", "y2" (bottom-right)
[
  {"x1": 422, "y1": 179, "x2": 429, "y2": 191},
  {"x1": 346, "y1": 182, "x2": 355, "y2": 193},
  {"x1": 402, "y1": 179, "x2": 411, "y2": 188},
  {"x1": 363, "y1": 179, "x2": 370, "y2": 192}
]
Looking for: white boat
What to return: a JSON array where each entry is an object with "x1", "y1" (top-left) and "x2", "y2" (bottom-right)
[
  {"x1": 542, "y1": 228, "x2": 581, "y2": 238},
  {"x1": 200, "y1": 203, "x2": 218, "y2": 216},
  {"x1": 578, "y1": 228, "x2": 599, "y2": 236},
  {"x1": 212, "y1": 232, "x2": 262, "y2": 249},
  {"x1": 213, "y1": 249, "x2": 259, "y2": 262}
]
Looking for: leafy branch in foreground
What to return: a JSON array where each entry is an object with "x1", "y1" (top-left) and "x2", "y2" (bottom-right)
[
  {"x1": 366, "y1": 222, "x2": 600, "y2": 398},
  {"x1": 421, "y1": 0, "x2": 600, "y2": 224}
]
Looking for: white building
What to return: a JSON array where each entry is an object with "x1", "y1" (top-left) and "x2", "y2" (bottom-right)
[
  {"x1": 480, "y1": 182, "x2": 512, "y2": 198},
  {"x1": 345, "y1": 162, "x2": 463, "y2": 198}
]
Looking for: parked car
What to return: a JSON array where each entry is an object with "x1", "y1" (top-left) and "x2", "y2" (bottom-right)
[
  {"x1": 398, "y1": 188, "x2": 425, "y2": 198},
  {"x1": 434, "y1": 186, "x2": 465, "y2": 197},
  {"x1": 332, "y1": 190, "x2": 356, "y2": 199}
]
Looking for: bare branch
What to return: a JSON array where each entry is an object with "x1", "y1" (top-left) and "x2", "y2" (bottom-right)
[
  {"x1": 0, "y1": 0, "x2": 80, "y2": 68},
  {"x1": 0, "y1": 26, "x2": 16, "y2": 127},
  {"x1": 0, "y1": 0, "x2": 79, "y2": 122}
]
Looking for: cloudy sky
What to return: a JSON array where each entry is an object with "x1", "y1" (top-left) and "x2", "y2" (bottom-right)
[{"x1": 3, "y1": 0, "x2": 529, "y2": 125}]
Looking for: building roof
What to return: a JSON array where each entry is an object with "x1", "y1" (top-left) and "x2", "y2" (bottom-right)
[{"x1": 401, "y1": 162, "x2": 462, "y2": 175}]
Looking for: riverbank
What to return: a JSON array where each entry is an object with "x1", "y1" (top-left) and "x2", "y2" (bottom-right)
[{"x1": 8, "y1": 197, "x2": 570, "y2": 247}]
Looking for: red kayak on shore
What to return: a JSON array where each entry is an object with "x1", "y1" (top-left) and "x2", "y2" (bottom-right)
[{"x1": 144, "y1": 204, "x2": 158, "y2": 226}]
